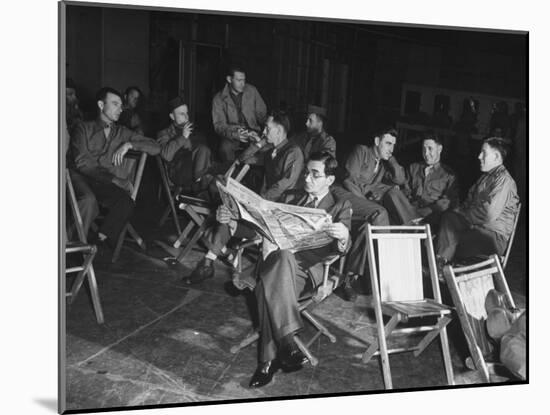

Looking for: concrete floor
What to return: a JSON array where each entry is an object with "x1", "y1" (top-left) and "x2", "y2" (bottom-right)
[{"x1": 63, "y1": 207, "x2": 527, "y2": 412}]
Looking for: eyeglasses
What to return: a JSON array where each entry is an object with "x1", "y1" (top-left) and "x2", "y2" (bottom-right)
[{"x1": 303, "y1": 171, "x2": 326, "y2": 180}]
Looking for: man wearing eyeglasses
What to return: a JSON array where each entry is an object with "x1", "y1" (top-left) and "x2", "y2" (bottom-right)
[{"x1": 186, "y1": 151, "x2": 351, "y2": 387}]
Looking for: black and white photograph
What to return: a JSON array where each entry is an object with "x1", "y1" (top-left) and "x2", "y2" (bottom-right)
[
  {"x1": 5, "y1": 0, "x2": 546, "y2": 414},
  {"x1": 58, "y1": 0, "x2": 530, "y2": 412}
]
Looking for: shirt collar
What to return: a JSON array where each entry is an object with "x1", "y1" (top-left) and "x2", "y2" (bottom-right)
[{"x1": 307, "y1": 189, "x2": 329, "y2": 205}]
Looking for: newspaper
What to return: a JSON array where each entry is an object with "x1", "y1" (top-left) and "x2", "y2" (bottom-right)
[{"x1": 216, "y1": 178, "x2": 334, "y2": 253}]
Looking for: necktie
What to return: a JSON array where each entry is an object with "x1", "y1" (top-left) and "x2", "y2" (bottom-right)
[
  {"x1": 305, "y1": 197, "x2": 317, "y2": 208},
  {"x1": 271, "y1": 149, "x2": 278, "y2": 159},
  {"x1": 373, "y1": 158, "x2": 380, "y2": 174}
]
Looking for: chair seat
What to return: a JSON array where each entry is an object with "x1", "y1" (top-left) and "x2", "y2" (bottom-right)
[
  {"x1": 383, "y1": 299, "x2": 452, "y2": 318},
  {"x1": 66, "y1": 242, "x2": 97, "y2": 255}
]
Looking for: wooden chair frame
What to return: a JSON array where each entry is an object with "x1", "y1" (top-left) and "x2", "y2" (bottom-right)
[
  {"x1": 363, "y1": 224, "x2": 454, "y2": 389},
  {"x1": 66, "y1": 169, "x2": 104, "y2": 324},
  {"x1": 443, "y1": 255, "x2": 517, "y2": 383}
]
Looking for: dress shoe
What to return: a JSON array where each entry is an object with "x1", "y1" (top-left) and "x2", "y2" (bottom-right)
[
  {"x1": 339, "y1": 277, "x2": 358, "y2": 302},
  {"x1": 249, "y1": 360, "x2": 279, "y2": 388},
  {"x1": 183, "y1": 259, "x2": 214, "y2": 284},
  {"x1": 279, "y1": 342, "x2": 308, "y2": 371}
]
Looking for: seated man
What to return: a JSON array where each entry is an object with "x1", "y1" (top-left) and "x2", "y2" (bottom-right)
[
  {"x1": 437, "y1": 137, "x2": 519, "y2": 263},
  {"x1": 383, "y1": 132, "x2": 458, "y2": 225},
  {"x1": 70, "y1": 87, "x2": 160, "y2": 248},
  {"x1": 188, "y1": 153, "x2": 351, "y2": 389},
  {"x1": 293, "y1": 104, "x2": 336, "y2": 161},
  {"x1": 157, "y1": 96, "x2": 212, "y2": 194},
  {"x1": 119, "y1": 86, "x2": 144, "y2": 135},
  {"x1": 186, "y1": 111, "x2": 304, "y2": 283},
  {"x1": 332, "y1": 126, "x2": 405, "y2": 225}
]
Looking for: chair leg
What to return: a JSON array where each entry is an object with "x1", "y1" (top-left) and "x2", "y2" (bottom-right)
[
  {"x1": 111, "y1": 224, "x2": 127, "y2": 263},
  {"x1": 230, "y1": 331, "x2": 259, "y2": 354},
  {"x1": 302, "y1": 309, "x2": 336, "y2": 343},
  {"x1": 86, "y1": 264, "x2": 104, "y2": 324},
  {"x1": 414, "y1": 315, "x2": 451, "y2": 357},
  {"x1": 364, "y1": 314, "x2": 399, "y2": 389},
  {"x1": 294, "y1": 335, "x2": 319, "y2": 366},
  {"x1": 158, "y1": 204, "x2": 171, "y2": 227},
  {"x1": 173, "y1": 221, "x2": 195, "y2": 249},
  {"x1": 176, "y1": 221, "x2": 208, "y2": 263},
  {"x1": 68, "y1": 255, "x2": 93, "y2": 302},
  {"x1": 127, "y1": 224, "x2": 146, "y2": 250},
  {"x1": 439, "y1": 325, "x2": 456, "y2": 385}
]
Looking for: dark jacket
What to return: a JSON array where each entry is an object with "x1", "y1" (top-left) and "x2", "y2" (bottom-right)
[{"x1": 262, "y1": 139, "x2": 305, "y2": 201}]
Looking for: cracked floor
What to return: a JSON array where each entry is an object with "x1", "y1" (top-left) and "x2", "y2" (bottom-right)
[{"x1": 63, "y1": 209, "x2": 527, "y2": 412}]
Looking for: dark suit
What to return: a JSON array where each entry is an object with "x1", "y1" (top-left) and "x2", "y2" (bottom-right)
[{"x1": 255, "y1": 190, "x2": 352, "y2": 362}]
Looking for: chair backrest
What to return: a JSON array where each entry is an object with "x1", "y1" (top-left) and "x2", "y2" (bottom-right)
[
  {"x1": 502, "y1": 202, "x2": 522, "y2": 269},
  {"x1": 122, "y1": 150, "x2": 148, "y2": 201},
  {"x1": 443, "y1": 255, "x2": 515, "y2": 361},
  {"x1": 66, "y1": 169, "x2": 87, "y2": 244},
  {"x1": 366, "y1": 225, "x2": 441, "y2": 303}
]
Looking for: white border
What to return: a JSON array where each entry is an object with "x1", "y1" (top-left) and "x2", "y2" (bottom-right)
[{"x1": 2, "y1": 0, "x2": 543, "y2": 414}]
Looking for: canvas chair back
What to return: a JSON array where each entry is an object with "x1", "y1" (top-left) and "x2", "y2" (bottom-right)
[{"x1": 367, "y1": 225, "x2": 440, "y2": 303}]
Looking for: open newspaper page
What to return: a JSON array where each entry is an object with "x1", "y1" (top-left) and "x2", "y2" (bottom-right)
[
  {"x1": 216, "y1": 180, "x2": 275, "y2": 243},
  {"x1": 217, "y1": 178, "x2": 334, "y2": 252}
]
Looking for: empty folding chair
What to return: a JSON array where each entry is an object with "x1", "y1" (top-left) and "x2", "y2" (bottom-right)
[{"x1": 361, "y1": 224, "x2": 454, "y2": 389}]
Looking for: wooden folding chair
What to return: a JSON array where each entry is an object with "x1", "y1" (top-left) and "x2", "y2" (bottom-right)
[
  {"x1": 443, "y1": 255, "x2": 519, "y2": 382},
  {"x1": 230, "y1": 253, "x2": 348, "y2": 366},
  {"x1": 111, "y1": 151, "x2": 148, "y2": 263},
  {"x1": 157, "y1": 161, "x2": 250, "y2": 263},
  {"x1": 362, "y1": 224, "x2": 454, "y2": 389},
  {"x1": 501, "y1": 203, "x2": 521, "y2": 270},
  {"x1": 66, "y1": 170, "x2": 104, "y2": 324},
  {"x1": 156, "y1": 155, "x2": 183, "y2": 235}
]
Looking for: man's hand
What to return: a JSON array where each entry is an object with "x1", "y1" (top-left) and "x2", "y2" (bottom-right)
[
  {"x1": 182, "y1": 122, "x2": 194, "y2": 139},
  {"x1": 216, "y1": 204, "x2": 233, "y2": 224},
  {"x1": 237, "y1": 127, "x2": 250, "y2": 142},
  {"x1": 324, "y1": 222, "x2": 349, "y2": 243},
  {"x1": 112, "y1": 142, "x2": 133, "y2": 166}
]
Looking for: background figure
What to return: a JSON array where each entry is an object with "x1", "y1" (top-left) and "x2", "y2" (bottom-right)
[
  {"x1": 66, "y1": 78, "x2": 84, "y2": 137},
  {"x1": 65, "y1": 78, "x2": 99, "y2": 241},
  {"x1": 119, "y1": 86, "x2": 145, "y2": 135},
  {"x1": 157, "y1": 96, "x2": 212, "y2": 194},
  {"x1": 292, "y1": 104, "x2": 336, "y2": 161},
  {"x1": 212, "y1": 65, "x2": 267, "y2": 162}
]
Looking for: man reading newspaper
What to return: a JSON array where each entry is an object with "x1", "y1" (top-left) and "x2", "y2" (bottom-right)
[{"x1": 185, "y1": 152, "x2": 351, "y2": 388}]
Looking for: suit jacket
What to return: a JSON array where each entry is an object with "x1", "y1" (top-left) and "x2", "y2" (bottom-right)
[
  {"x1": 277, "y1": 189, "x2": 352, "y2": 285},
  {"x1": 212, "y1": 83, "x2": 267, "y2": 141}
]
